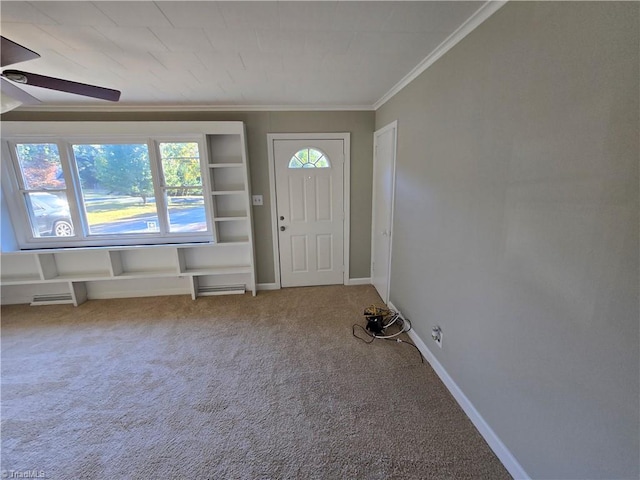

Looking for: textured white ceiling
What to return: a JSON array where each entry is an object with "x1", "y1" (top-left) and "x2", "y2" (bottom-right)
[{"x1": 1, "y1": 1, "x2": 483, "y2": 109}]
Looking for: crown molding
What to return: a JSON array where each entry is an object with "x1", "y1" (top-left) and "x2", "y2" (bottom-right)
[
  {"x1": 373, "y1": 0, "x2": 507, "y2": 111},
  {"x1": 10, "y1": 103, "x2": 375, "y2": 113},
  {"x1": 5, "y1": 1, "x2": 506, "y2": 116}
]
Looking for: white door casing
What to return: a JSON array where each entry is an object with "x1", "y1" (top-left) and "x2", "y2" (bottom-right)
[
  {"x1": 271, "y1": 136, "x2": 347, "y2": 287},
  {"x1": 371, "y1": 121, "x2": 397, "y2": 304}
]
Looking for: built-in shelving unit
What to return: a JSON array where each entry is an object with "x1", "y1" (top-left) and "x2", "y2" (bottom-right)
[
  {"x1": 208, "y1": 133, "x2": 252, "y2": 246},
  {"x1": 0, "y1": 121, "x2": 256, "y2": 306},
  {"x1": 1, "y1": 241, "x2": 255, "y2": 305}
]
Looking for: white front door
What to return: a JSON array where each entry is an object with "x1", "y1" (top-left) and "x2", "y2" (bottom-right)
[
  {"x1": 274, "y1": 138, "x2": 344, "y2": 287},
  {"x1": 371, "y1": 121, "x2": 397, "y2": 303}
]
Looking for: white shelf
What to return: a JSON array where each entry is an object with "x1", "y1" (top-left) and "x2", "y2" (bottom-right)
[
  {"x1": 217, "y1": 237, "x2": 250, "y2": 244},
  {"x1": 182, "y1": 265, "x2": 252, "y2": 276},
  {"x1": 211, "y1": 190, "x2": 245, "y2": 195},
  {"x1": 208, "y1": 134, "x2": 242, "y2": 165},
  {"x1": 50, "y1": 272, "x2": 112, "y2": 281},
  {"x1": 0, "y1": 122, "x2": 257, "y2": 305},
  {"x1": 208, "y1": 134, "x2": 252, "y2": 249},
  {"x1": 208, "y1": 156, "x2": 242, "y2": 165},
  {"x1": 214, "y1": 216, "x2": 248, "y2": 222},
  {"x1": 1, "y1": 274, "x2": 44, "y2": 285},
  {"x1": 0, "y1": 241, "x2": 255, "y2": 305},
  {"x1": 213, "y1": 195, "x2": 248, "y2": 219},
  {"x1": 209, "y1": 163, "x2": 243, "y2": 168},
  {"x1": 1, "y1": 253, "x2": 41, "y2": 283},
  {"x1": 113, "y1": 270, "x2": 179, "y2": 279},
  {"x1": 210, "y1": 160, "x2": 246, "y2": 193}
]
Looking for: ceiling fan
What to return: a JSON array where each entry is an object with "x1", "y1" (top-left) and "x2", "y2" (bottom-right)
[{"x1": 1, "y1": 36, "x2": 121, "y2": 113}]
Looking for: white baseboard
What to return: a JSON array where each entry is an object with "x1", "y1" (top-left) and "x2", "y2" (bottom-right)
[
  {"x1": 388, "y1": 301, "x2": 530, "y2": 480},
  {"x1": 346, "y1": 277, "x2": 371, "y2": 286}
]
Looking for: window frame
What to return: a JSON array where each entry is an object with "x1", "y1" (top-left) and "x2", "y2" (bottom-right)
[
  {"x1": 154, "y1": 140, "x2": 209, "y2": 234},
  {"x1": 10, "y1": 142, "x2": 75, "y2": 239},
  {"x1": 2, "y1": 129, "x2": 215, "y2": 249},
  {"x1": 288, "y1": 147, "x2": 331, "y2": 169}
]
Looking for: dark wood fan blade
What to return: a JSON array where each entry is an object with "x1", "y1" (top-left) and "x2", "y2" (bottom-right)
[
  {"x1": 1, "y1": 37, "x2": 40, "y2": 67},
  {"x1": 1, "y1": 77, "x2": 41, "y2": 105},
  {"x1": 2, "y1": 70, "x2": 121, "y2": 102}
]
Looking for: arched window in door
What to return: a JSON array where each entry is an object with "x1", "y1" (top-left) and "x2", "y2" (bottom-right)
[{"x1": 288, "y1": 148, "x2": 330, "y2": 169}]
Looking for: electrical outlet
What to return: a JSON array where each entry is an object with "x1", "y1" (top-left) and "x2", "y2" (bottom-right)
[
  {"x1": 252, "y1": 195, "x2": 263, "y2": 206},
  {"x1": 431, "y1": 326, "x2": 443, "y2": 348}
]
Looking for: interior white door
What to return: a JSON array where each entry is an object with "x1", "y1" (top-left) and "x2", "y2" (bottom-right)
[
  {"x1": 371, "y1": 122, "x2": 397, "y2": 303},
  {"x1": 274, "y1": 139, "x2": 344, "y2": 287}
]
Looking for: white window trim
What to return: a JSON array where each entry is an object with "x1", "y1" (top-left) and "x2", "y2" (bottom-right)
[
  {"x1": 0, "y1": 121, "x2": 242, "y2": 250},
  {"x1": 288, "y1": 147, "x2": 331, "y2": 169}
]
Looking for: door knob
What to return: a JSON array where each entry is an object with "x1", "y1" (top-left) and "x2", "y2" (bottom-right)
[
  {"x1": 280, "y1": 216, "x2": 284, "y2": 221},
  {"x1": 280, "y1": 226, "x2": 286, "y2": 231}
]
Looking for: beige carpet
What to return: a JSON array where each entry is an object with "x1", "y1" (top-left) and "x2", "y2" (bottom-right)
[{"x1": 1, "y1": 285, "x2": 511, "y2": 479}]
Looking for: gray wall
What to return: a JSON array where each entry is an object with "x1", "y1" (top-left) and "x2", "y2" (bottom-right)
[
  {"x1": 1, "y1": 110, "x2": 375, "y2": 283},
  {"x1": 376, "y1": 2, "x2": 639, "y2": 478}
]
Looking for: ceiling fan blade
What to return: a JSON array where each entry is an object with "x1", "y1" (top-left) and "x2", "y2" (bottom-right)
[
  {"x1": 1, "y1": 37, "x2": 40, "y2": 67},
  {"x1": 2, "y1": 70, "x2": 121, "y2": 102}
]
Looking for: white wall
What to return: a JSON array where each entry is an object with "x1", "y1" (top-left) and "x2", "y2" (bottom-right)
[{"x1": 376, "y1": 2, "x2": 639, "y2": 478}]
